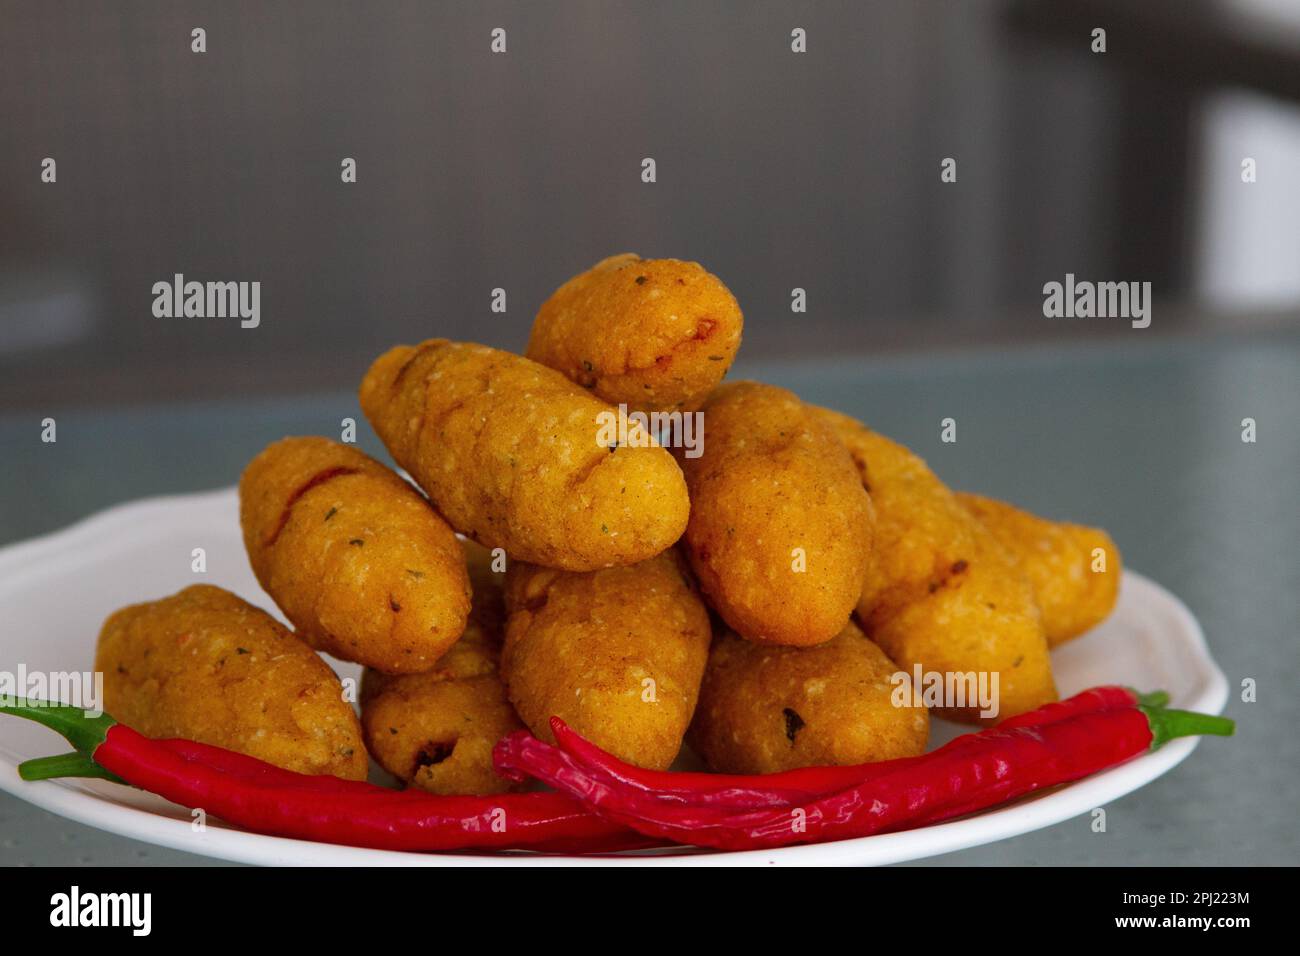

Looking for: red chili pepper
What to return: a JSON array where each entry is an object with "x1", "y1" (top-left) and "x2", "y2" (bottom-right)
[
  {"x1": 0, "y1": 698, "x2": 648, "y2": 854},
  {"x1": 152, "y1": 738, "x2": 410, "y2": 797},
  {"x1": 997, "y1": 685, "x2": 1165, "y2": 730},
  {"x1": 497, "y1": 685, "x2": 1164, "y2": 810},
  {"x1": 495, "y1": 689, "x2": 1233, "y2": 851}
]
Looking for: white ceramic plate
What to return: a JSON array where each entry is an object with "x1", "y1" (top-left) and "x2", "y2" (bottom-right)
[{"x1": 0, "y1": 488, "x2": 1228, "y2": 866}]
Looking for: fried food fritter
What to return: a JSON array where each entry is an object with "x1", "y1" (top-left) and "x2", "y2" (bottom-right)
[
  {"x1": 500, "y1": 552, "x2": 711, "y2": 770},
  {"x1": 239, "y1": 436, "x2": 471, "y2": 674},
  {"x1": 689, "y1": 621, "x2": 929, "y2": 774},
  {"x1": 678, "y1": 382, "x2": 873, "y2": 647},
  {"x1": 957, "y1": 493, "x2": 1122, "y2": 646},
  {"x1": 527, "y1": 253, "x2": 744, "y2": 414},
  {"x1": 95, "y1": 584, "x2": 367, "y2": 779},
  {"x1": 818, "y1": 409, "x2": 1057, "y2": 723},
  {"x1": 360, "y1": 541, "x2": 524, "y2": 795},
  {"x1": 359, "y1": 339, "x2": 690, "y2": 571}
]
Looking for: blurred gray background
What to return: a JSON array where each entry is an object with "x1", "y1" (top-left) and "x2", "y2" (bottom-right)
[{"x1": 4, "y1": 0, "x2": 1300, "y2": 410}]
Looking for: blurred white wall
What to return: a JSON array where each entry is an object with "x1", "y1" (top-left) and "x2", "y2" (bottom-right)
[
  {"x1": 1196, "y1": 0, "x2": 1300, "y2": 309},
  {"x1": 1196, "y1": 87, "x2": 1300, "y2": 309}
]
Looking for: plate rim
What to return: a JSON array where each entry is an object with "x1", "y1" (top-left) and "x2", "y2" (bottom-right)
[{"x1": 0, "y1": 488, "x2": 1229, "y2": 866}]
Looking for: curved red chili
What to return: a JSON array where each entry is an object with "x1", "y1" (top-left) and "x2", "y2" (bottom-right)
[
  {"x1": 0, "y1": 698, "x2": 648, "y2": 854},
  {"x1": 500, "y1": 685, "x2": 1162, "y2": 810},
  {"x1": 3, "y1": 687, "x2": 1226, "y2": 855},
  {"x1": 495, "y1": 691, "x2": 1233, "y2": 851}
]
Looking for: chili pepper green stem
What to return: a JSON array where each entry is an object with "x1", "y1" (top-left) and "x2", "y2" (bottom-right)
[
  {"x1": 19, "y1": 751, "x2": 124, "y2": 783},
  {"x1": 1141, "y1": 703, "x2": 1235, "y2": 749},
  {"x1": 1133, "y1": 689, "x2": 1170, "y2": 709},
  {"x1": 0, "y1": 697, "x2": 116, "y2": 755}
]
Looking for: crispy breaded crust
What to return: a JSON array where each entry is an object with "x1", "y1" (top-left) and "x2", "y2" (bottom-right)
[
  {"x1": 359, "y1": 340, "x2": 690, "y2": 571},
  {"x1": 501, "y1": 552, "x2": 711, "y2": 770},
  {"x1": 94, "y1": 584, "x2": 367, "y2": 780},
  {"x1": 360, "y1": 541, "x2": 524, "y2": 796},
  {"x1": 528, "y1": 254, "x2": 743, "y2": 414},
  {"x1": 957, "y1": 493, "x2": 1122, "y2": 646},
  {"x1": 690, "y1": 621, "x2": 929, "y2": 774},
  {"x1": 818, "y1": 409, "x2": 1057, "y2": 723},
  {"x1": 240, "y1": 436, "x2": 471, "y2": 674},
  {"x1": 679, "y1": 382, "x2": 873, "y2": 646}
]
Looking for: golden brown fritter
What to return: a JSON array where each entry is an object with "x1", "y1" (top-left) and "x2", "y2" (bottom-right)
[
  {"x1": 818, "y1": 409, "x2": 1057, "y2": 723},
  {"x1": 359, "y1": 340, "x2": 690, "y2": 572},
  {"x1": 689, "y1": 621, "x2": 929, "y2": 774},
  {"x1": 95, "y1": 585, "x2": 367, "y2": 780},
  {"x1": 360, "y1": 541, "x2": 524, "y2": 795},
  {"x1": 527, "y1": 253, "x2": 744, "y2": 414},
  {"x1": 501, "y1": 552, "x2": 711, "y2": 770},
  {"x1": 239, "y1": 437, "x2": 471, "y2": 674},
  {"x1": 957, "y1": 493, "x2": 1122, "y2": 646},
  {"x1": 678, "y1": 382, "x2": 873, "y2": 647}
]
